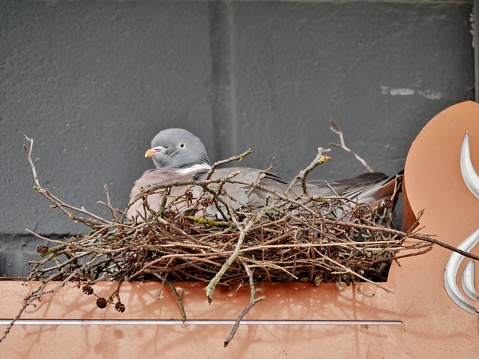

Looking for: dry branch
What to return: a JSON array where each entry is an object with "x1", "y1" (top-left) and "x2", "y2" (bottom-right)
[{"x1": 329, "y1": 121, "x2": 374, "y2": 172}]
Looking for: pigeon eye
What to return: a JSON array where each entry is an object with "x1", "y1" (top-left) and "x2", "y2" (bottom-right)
[{"x1": 179, "y1": 142, "x2": 185, "y2": 148}]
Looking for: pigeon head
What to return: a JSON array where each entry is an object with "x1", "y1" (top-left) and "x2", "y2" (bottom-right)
[{"x1": 145, "y1": 128, "x2": 210, "y2": 169}]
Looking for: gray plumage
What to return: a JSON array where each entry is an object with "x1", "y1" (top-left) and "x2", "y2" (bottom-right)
[{"x1": 127, "y1": 128, "x2": 396, "y2": 220}]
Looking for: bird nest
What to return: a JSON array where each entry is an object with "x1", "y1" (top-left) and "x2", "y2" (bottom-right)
[
  {"x1": 21, "y1": 136, "x2": 435, "y2": 296},
  {"x1": 33, "y1": 183, "x2": 408, "y2": 286},
  {"x1": 1, "y1": 136, "x2": 439, "y2": 346}
]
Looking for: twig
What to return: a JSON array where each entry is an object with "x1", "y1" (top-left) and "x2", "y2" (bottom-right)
[
  {"x1": 152, "y1": 273, "x2": 187, "y2": 322},
  {"x1": 323, "y1": 219, "x2": 479, "y2": 261},
  {"x1": 285, "y1": 147, "x2": 331, "y2": 196},
  {"x1": 205, "y1": 207, "x2": 258, "y2": 303},
  {"x1": 0, "y1": 282, "x2": 48, "y2": 343},
  {"x1": 224, "y1": 264, "x2": 265, "y2": 347},
  {"x1": 205, "y1": 149, "x2": 253, "y2": 180},
  {"x1": 329, "y1": 121, "x2": 374, "y2": 172},
  {"x1": 24, "y1": 136, "x2": 109, "y2": 226},
  {"x1": 98, "y1": 184, "x2": 120, "y2": 222}
]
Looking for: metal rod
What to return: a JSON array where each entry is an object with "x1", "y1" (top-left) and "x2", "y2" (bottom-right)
[{"x1": 0, "y1": 319, "x2": 402, "y2": 326}]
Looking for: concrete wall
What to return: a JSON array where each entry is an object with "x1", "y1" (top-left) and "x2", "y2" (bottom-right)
[{"x1": 0, "y1": 0, "x2": 474, "y2": 276}]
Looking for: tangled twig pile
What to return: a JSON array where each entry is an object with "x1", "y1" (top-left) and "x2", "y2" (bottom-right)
[
  {"x1": 4, "y1": 131, "x2": 477, "y2": 346},
  {"x1": 24, "y1": 140, "x2": 424, "y2": 293},
  {"x1": 30, "y1": 175, "x2": 421, "y2": 288}
]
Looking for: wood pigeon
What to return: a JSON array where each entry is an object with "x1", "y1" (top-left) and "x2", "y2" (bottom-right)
[{"x1": 126, "y1": 128, "x2": 398, "y2": 220}]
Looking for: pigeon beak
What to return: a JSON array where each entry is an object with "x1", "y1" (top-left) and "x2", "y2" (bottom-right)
[{"x1": 145, "y1": 146, "x2": 165, "y2": 158}]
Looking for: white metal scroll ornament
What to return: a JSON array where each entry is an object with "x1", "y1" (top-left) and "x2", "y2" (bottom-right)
[{"x1": 443, "y1": 132, "x2": 479, "y2": 315}]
